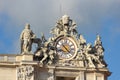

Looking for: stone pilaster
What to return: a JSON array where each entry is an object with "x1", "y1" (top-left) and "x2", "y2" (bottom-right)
[
  {"x1": 22, "y1": 53, "x2": 33, "y2": 61},
  {"x1": 75, "y1": 71, "x2": 85, "y2": 80},
  {"x1": 47, "y1": 67, "x2": 55, "y2": 80}
]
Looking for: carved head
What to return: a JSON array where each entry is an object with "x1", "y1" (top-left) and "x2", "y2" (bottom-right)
[
  {"x1": 25, "y1": 23, "x2": 30, "y2": 29},
  {"x1": 62, "y1": 15, "x2": 70, "y2": 25}
]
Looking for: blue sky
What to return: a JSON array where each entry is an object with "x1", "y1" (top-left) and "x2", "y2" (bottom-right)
[{"x1": 0, "y1": 0, "x2": 120, "y2": 80}]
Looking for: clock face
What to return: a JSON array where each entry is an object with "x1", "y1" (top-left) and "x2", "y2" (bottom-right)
[{"x1": 56, "y1": 36, "x2": 77, "y2": 60}]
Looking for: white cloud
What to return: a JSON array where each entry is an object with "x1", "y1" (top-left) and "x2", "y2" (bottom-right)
[
  {"x1": 1, "y1": 0, "x2": 120, "y2": 33},
  {"x1": 0, "y1": 0, "x2": 120, "y2": 53}
]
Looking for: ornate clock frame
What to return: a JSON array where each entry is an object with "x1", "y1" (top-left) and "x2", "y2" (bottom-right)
[{"x1": 55, "y1": 35, "x2": 78, "y2": 60}]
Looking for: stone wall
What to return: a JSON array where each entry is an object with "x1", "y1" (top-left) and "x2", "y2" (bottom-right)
[
  {"x1": 0, "y1": 66, "x2": 16, "y2": 80},
  {"x1": 34, "y1": 66, "x2": 50, "y2": 80}
]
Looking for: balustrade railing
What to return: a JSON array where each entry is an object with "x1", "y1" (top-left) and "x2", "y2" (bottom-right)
[{"x1": 0, "y1": 54, "x2": 18, "y2": 62}]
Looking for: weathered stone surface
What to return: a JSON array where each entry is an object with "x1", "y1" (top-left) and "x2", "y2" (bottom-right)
[{"x1": 0, "y1": 15, "x2": 111, "y2": 80}]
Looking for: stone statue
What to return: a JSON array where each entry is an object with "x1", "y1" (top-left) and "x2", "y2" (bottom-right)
[
  {"x1": 34, "y1": 33, "x2": 48, "y2": 64},
  {"x1": 75, "y1": 34, "x2": 86, "y2": 61},
  {"x1": 50, "y1": 15, "x2": 77, "y2": 36},
  {"x1": 78, "y1": 34, "x2": 86, "y2": 50},
  {"x1": 35, "y1": 42, "x2": 48, "y2": 64},
  {"x1": 62, "y1": 15, "x2": 77, "y2": 35},
  {"x1": 33, "y1": 33, "x2": 56, "y2": 65},
  {"x1": 94, "y1": 35, "x2": 104, "y2": 56},
  {"x1": 20, "y1": 23, "x2": 36, "y2": 53},
  {"x1": 83, "y1": 43, "x2": 105, "y2": 68},
  {"x1": 83, "y1": 43, "x2": 95, "y2": 68},
  {"x1": 94, "y1": 35, "x2": 107, "y2": 67},
  {"x1": 47, "y1": 40, "x2": 56, "y2": 65},
  {"x1": 39, "y1": 47, "x2": 48, "y2": 64}
]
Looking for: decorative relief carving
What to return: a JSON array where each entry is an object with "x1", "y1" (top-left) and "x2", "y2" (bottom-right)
[
  {"x1": 17, "y1": 65, "x2": 34, "y2": 80},
  {"x1": 47, "y1": 69, "x2": 55, "y2": 80},
  {"x1": 20, "y1": 15, "x2": 108, "y2": 69}
]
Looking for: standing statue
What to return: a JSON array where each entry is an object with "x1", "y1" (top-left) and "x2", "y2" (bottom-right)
[
  {"x1": 20, "y1": 23, "x2": 36, "y2": 53},
  {"x1": 94, "y1": 35, "x2": 102, "y2": 46},
  {"x1": 94, "y1": 35, "x2": 104, "y2": 53},
  {"x1": 94, "y1": 35, "x2": 107, "y2": 67}
]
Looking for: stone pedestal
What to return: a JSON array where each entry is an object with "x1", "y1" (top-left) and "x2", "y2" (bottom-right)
[{"x1": 22, "y1": 54, "x2": 33, "y2": 61}]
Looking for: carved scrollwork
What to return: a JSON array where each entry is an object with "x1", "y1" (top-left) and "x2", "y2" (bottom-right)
[{"x1": 17, "y1": 65, "x2": 34, "y2": 80}]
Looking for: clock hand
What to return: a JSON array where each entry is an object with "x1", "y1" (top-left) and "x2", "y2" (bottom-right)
[{"x1": 62, "y1": 44, "x2": 70, "y2": 53}]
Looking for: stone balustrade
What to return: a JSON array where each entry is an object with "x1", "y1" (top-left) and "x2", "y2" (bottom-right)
[
  {"x1": 0, "y1": 54, "x2": 33, "y2": 62},
  {"x1": 0, "y1": 54, "x2": 17, "y2": 62}
]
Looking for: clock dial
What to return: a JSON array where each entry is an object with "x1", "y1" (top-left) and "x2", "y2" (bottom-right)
[{"x1": 56, "y1": 36, "x2": 77, "y2": 60}]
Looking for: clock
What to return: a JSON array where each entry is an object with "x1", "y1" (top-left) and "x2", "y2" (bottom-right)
[{"x1": 55, "y1": 36, "x2": 77, "y2": 60}]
